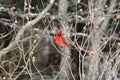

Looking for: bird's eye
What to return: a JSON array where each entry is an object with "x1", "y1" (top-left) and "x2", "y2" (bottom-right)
[{"x1": 58, "y1": 34, "x2": 61, "y2": 36}]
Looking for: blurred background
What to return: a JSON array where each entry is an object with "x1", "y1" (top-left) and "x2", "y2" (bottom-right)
[{"x1": 0, "y1": 0, "x2": 120, "y2": 80}]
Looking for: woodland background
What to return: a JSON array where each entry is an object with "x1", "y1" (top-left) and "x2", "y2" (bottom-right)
[{"x1": 0, "y1": 0, "x2": 120, "y2": 80}]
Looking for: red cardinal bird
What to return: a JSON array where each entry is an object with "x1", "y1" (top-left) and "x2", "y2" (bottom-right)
[{"x1": 55, "y1": 30, "x2": 71, "y2": 48}]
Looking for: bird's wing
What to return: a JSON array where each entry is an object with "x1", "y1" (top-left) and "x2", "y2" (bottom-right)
[{"x1": 61, "y1": 36, "x2": 71, "y2": 48}]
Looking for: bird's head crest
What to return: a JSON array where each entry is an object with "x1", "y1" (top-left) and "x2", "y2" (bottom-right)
[{"x1": 58, "y1": 30, "x2": 62, "y2": 36}]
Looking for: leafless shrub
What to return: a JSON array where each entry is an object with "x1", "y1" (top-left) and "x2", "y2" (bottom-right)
[{"x1": 0, "y1": 0, "x2": 120, "y2": 80}]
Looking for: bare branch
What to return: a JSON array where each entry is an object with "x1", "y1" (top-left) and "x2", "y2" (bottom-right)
[{"x1": 0, "y1": 0, "x2": 55, "y2": 57}]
